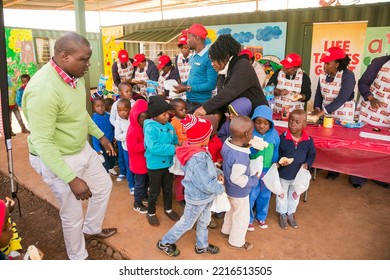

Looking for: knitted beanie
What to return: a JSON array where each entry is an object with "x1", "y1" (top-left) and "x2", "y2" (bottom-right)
[
  {"x1": 148, "y1": 95, "x2": 173, "y2": 118},
  {"x1": 0, "y1": 200, "x2": 6, "y2": 238},
  {"x1": 181, "y1": 114, "x2": 213, "y2": 144}
]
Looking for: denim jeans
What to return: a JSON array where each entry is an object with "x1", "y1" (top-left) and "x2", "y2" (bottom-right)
[
  {"x1": 147, "y1": 168, "x2": 173, "y2": 214},
  {"x1": 249, "y1": 174, "x2": 271, "y2": 223},
  {"x1": 162, "y1": 201, "x2": 212, "y2": 249},
  {"x1": 116, "y1": 140, "x2": 127, "y2": 176},
  {"x1": 276, "y1": 178, "x2": 300, "y2": 214},
  {"x1": 122, "y1": 150, "x2": 135, "y2": 189},
  {"x1": 134, "y1": 173, "x2": 148, "y2": 204}
]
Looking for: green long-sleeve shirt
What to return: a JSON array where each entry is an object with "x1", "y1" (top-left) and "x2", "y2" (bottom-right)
[{"x1": 22, "y1": 63, "x2": 103, "y2": 183}]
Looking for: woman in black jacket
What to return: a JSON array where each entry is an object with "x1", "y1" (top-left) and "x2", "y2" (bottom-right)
[{"x1": 194, "y1": 34, "x2": 268, "y2": 119}]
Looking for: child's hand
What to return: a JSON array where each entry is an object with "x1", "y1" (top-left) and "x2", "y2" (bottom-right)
[{"x1": 301, "y1": 163, "x2": 308, "y2": 170}]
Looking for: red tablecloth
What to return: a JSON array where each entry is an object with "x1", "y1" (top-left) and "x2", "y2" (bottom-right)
[{"x1": 274, "y1": 122, "x2": 390, "y2": 183}]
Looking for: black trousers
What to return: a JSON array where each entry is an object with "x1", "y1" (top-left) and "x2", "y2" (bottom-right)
[{"x1": 147, "y1": 168, "x2": 173, "y2": 214}]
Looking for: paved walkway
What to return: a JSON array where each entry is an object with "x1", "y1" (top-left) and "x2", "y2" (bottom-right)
[{"x1": 1, "y1": 128, "x2": 390, "y2": 260}]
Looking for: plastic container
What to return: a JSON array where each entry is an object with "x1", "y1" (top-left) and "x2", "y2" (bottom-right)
[{"x1": 323, "y1": 116, "x2": 334, "y2": 128}]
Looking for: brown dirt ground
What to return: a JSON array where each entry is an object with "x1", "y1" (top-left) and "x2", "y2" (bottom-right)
[{"x1": 0, "y1": 173, "x2": 113, "y2": 260}]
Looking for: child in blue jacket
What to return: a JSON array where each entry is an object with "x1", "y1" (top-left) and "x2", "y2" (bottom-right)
[
  {"x1": 144, "y1": 96, "x2": 179, "y2": 227},
  {"x1": 248, "y1": 105, "x2": 280, "y2": 231}
]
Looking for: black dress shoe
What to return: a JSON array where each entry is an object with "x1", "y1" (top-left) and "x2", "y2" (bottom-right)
[
  {"x1": 84, "y1": 228, "x2": 117, "y2": 240},
  {"x1": 352, "y1": 184, "x2": 363, "y2": 189}
]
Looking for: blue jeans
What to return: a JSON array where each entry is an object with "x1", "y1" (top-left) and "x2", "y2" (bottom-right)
[
  {"x1": 162, "y1": 201, "x2": 212, "y2": 249},
  {"x1": 249, "y1": 171, "x2": 271, "y2": 223},
  {"x1": 134, "y1": 173, "x2": 148, "y2": 204},
  {"x1": 116, "y1": 140, "x2": 127, "y2": 176},
  {"x1": 122, "y1": 150, "x2": 135, "y2": 190}
]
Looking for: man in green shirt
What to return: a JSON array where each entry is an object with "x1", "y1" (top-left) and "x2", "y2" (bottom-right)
[{"x1": 22, "y1": 32, "x2": 117, "y2": 260}]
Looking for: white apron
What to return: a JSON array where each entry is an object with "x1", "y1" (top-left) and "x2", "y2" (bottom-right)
[
  {"x1": 356, "y1": 60, "x2": 390, "y2": 127},
  {"x1": 157, "y1": 69, "x2": 171, "y2": 95},
  {"x1": 176, "y1": 53, "x2": 190, "y2": 83},
  {"x1": 274, "y1": 68, "x2": 305, "y2": 113},
  {"x1": 112, "y1": 60, "x2": 134, "y2": 92},
  {"x1": 134, "y1": 61, "x2": 149, "y2": 94},
  {"x1": 319, "y1": 70, "x2": 355, "y2": 122}
]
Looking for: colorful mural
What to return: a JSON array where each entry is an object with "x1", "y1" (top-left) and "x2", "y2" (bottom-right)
[
  {"x1": 101, "y1": 26, "x2": 124, "y2": 92},
  {"x1": 206, "y1": 22, "x2": 287, "y2": 61},
  {"x1": 5, "y1": 28, "x2": 37, "y2": 87}
]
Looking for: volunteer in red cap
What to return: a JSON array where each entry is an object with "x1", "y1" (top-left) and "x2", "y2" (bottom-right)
[
  {"x1": 131, "y1": 53, "x2": 159, "y2": 94},
  {"x1": 174, "y1": 24, "x2": 217, "y2": 113},
  {"x1": 313, "y1": 46, "x2": 356, "y2": 122},
  {"x1": 156, "y1": 55, "x2": 180, "y2": 98},
  {"x1": 267, "y1": 53, "x2": 312, "y2": 114},
  {"x1": 239, "y1": 49, "x2": 266, "y2": 88},
  {"x1": 313, "y1": 46, "x2": 356, "y2": 181},
  {"x1": 175, "y1": 34, "x2": 192, "y2": 83},
  {"x1": 112, "y1": 49, "x2": 134, "y2": 89}
]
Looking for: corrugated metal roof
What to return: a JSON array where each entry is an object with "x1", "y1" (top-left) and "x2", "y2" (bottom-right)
[{"x1": 115, "y1": 28, "x2": 187, "y2": 44}]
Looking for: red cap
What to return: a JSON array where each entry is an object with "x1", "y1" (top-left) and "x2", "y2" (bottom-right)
[
  {"x1": 181, "y1": 114, "x2": 213, "y2": 144},
  {"x1": 320, "y1": 47, "x2": 346, "y2": 63},
  {"x1": 133, "y1": 53, "x2": 146, "y2": 67},
  {"x1": 0, "y1": 200, "x2": 6, "y2": 238},
  {"x1": 118, "y1": 49, "x2": 129, "y2": 63},
  {"x1": 280, "y1": 53, "x2": 302, "y2": 68},
  {"x1": 178, "y1": 34, "x2": 188, "y2": 46},
  {"x1": 158, "y1": 55, "x2": 171, "y2": 69},
  {"x1": 187, "y1": 24, "x2": 208, "y2": 39},
  {"x1": 239, "y1": 49, "x2": 254, "y2": 59}
]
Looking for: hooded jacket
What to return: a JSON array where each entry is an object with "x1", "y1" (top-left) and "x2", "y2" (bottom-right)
[
  {"x1": 143, "y1": 119, "x2": 178, "y2": 170},
  {"x1": 126, "y1": 99, "x2": 148, "y2": 174},
  {"x1": 218, "y1": 97, "x2": 252, "y2": 143},
  {"x1": 176, "y1": 144, "x2": 223, "y2": 205},
  {"x1": 250, "y1": 105, "x2": 280, "y2": 170}
]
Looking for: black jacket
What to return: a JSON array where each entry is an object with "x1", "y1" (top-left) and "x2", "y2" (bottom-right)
[{"x1": 202, "y1": 55, "x2": 268, "y2": 115}]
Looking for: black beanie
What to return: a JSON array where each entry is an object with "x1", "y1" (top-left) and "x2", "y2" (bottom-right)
[{"x1": 148, "y1": 95, "x2": 173, "y2": 118}]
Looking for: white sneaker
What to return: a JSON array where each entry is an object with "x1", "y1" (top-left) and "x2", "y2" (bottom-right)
[
  {"x1": 108, "y1": 168, "x2": 117, "y2": 176},
  {"x1": 116, "y1": 174, "x2": 125, "y2": 181}
]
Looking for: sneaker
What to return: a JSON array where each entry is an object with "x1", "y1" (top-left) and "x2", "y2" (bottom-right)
[
  {"x1": 108, "y1": 168, "x2": 118, "y2": 176},
  {"x1": 279, "y1": 213, "x2": 288, "y2": 229},
  {"x1": 247, "y1": 223, "x2": 255, "y2": 232},
  {"x1": 129, "y1": 188, "x2": 134, "y2": 195},
  {"x1": 207, "y1": 218, "x2": 218, "y2": 229},
  {"x1": 287, "y1": 214, "x2": 298, "y2": 229},
  {"x1": 147, "y1": 213, "x2": 159, "y2": 227},
  {"x1": 164, "y1": 210, "x2": 180, "y2": 222},
  {"x1": 195, "y1": 244, "x2": 220, "y2": 254},
  {"x1": 116, "y1": 174, "x2": 125, "y2": 182},
  {"x1": 256, "y1": 219, "x2": 269, "y2": 229},
  {"x1": 133, "y1": 203, "x2": 147, "y2": 214},
  {"x1": 227, "y1": 241, "x2": 253, "y2": 251},
  {"x1": 157, "y1": 240, "x2": 180, "y2": 257}
]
